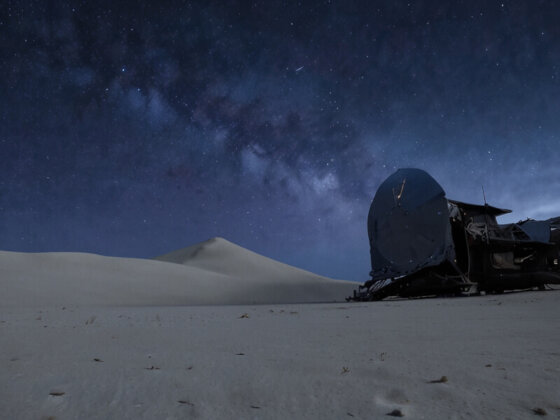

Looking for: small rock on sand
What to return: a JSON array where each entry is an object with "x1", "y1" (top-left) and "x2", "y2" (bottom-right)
[{"x1": 532, "y1": 407, "x2": 547, "y2": 416}]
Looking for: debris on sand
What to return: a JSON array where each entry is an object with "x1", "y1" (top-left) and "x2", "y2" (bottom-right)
[
  {"x1": 532, "y1": 407, "x2": 547, "y2": 416},
  {"x1": 178, "y1": 400, "x2": 194, "y2": 406},
  {"x1": 49, "y1": 391, "x2": 65, "y2": 397},
  {"x1": 429, "y1": 376, "x2": 448, "y2": 384},
  {"x1": 387, "y1": 408, "x2": 404, "y2": 417}
]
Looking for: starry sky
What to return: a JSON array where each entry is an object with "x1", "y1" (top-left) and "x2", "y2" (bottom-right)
[{"x1": 1, "y1": 1, "x2": 559, "y2": 281}]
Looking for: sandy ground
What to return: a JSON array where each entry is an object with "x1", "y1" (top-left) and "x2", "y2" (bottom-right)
[
  {"x1": 2, "y1": 292, "x2": 559, "y2": 419},
  {"x1": 1, "y1": 239, "x2": 559, "y2": 419}
]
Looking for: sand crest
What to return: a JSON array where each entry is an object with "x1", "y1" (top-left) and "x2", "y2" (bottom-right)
[{"x1": 0, "y1": 237, "x2": 355, "y2": 307}]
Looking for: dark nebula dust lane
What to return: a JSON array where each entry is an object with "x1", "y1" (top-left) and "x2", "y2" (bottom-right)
[{"x1": 1, "y1": 1, "x2": 559, "y2": 281}]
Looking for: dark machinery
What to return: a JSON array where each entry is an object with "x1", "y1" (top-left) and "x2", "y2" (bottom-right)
[{"x1": 349, "y1": 168, "x2": 560, "y2": 301}]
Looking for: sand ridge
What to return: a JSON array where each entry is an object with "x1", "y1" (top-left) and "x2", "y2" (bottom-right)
[{"x1": 0, "y1": 237, "x2": 356, "y2": 307}]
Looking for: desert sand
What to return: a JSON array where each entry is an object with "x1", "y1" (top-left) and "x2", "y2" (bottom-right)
[
  {"x1": 0, "y1": 238, "x2": 354, "y2": 307},
  {"x1": 1, "y1": 238, "x2": 559, "y2": 419}
]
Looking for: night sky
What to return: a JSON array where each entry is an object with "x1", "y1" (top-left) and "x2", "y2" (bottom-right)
[{"x1": 1, "y1": 1, "x2": 559, "y2": 282}]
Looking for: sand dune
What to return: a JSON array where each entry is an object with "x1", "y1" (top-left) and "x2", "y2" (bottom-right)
[
  {"x1": 0, "y1": 237, "x2": 355, "y2": 307},
  {"x1": 155, "y1": 237, "x2": 340, "y2": 284}
]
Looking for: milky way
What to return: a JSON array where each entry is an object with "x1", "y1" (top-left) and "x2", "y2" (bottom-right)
[{"x1": 1, "y1": 1, "x2": 559, "y2": 281}]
